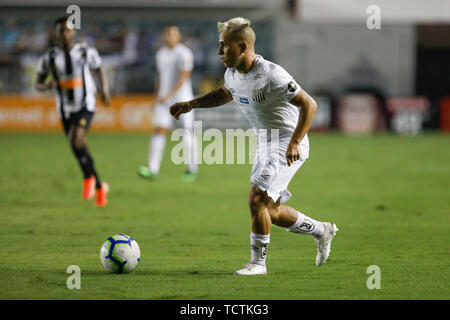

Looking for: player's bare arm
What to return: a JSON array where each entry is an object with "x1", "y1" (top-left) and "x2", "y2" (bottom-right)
[
  {"x1": 170, "y1": 86, "x2": 233, "y2": 120},
  {"x1": 286, "y1": 89, "x2": 317, "y2": 166},
  {"x1": 35, "y1": 74, "x2": 56, "y2": 91},
  {"x1": 150, "y1": 76, "x2": 160, "y2": 109},
  {"x1": 159, "y1": 70, "x2": 191, "y2": 103},
  {"x1": 92, "y1": 67, "x2": 111, "y2": 106}
]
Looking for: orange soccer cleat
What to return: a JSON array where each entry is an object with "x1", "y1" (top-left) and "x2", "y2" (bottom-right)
[
  {"x1": 82, "y1": 175, "x2": 96, "y2": 200},
  {"x1": 95, "y1": 182, "x2": 109, "y2": 207}
]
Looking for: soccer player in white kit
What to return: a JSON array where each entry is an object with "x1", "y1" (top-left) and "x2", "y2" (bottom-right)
[
  {"x1": 170, "y1": 17, "x2": 338, "y2": 275},
  {"x1": 138, "y1": 25, "x2": 198, "y2": 182}
]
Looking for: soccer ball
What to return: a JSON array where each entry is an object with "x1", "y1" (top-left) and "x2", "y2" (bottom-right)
[{"x1": 100, "y1": 234, "x2": 141, "y2": 274}]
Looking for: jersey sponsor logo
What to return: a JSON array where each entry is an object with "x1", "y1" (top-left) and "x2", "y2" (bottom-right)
[
  {"x1": 296, "y1": 219, "x2": 315, "y2": 232},
  {"x1": 288, "y1": 81, "x2": 298, "y2": 93},
  {"x1": 59, "y1": 78, "x2": 83, "y2": 89},
  {"x1": 252, "y1": 88, "x2": 266, "y2": 103},
  {"x1": 239, "y1": 97, "x2": 250, "y2": 104}
]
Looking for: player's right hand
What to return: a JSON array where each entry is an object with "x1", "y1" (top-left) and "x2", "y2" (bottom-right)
[
  {"x1": 170, "y1": 102, "x2": 193, "y2": 120},
  {"x1": 286, "y1": 141, "x2": 301, "y2": 166}
]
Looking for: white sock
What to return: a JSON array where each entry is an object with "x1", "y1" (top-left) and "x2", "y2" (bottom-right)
[
  {"x1": 182, "y1": 130, "x2": 198, "y2": 173},
  {"x1": 285, "y1": 211, "x2": 325, "y2": 237},
  {"x1": 148, "y1": 133, "x2": 166, "y2": 174},
  {"x1": 250, "y1": 233, "x2": 270, "y2": 266}
]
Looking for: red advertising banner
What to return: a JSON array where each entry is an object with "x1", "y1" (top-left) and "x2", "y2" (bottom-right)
[{"x1": 440, "y1": 97, "x2": 450, "y2": 132}]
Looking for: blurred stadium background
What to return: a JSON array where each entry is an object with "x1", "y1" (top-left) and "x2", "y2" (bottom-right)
[{"x1": 0, "y1": 0, "x2": 449, "y2": 134}]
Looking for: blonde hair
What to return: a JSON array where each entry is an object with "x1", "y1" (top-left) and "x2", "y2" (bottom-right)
[
  {"x1": 217, "y1": 17, "x2": 255, "y2": 46},
  {"x1": 218, "y1": 17, "x2": 251, "y2": 34}
]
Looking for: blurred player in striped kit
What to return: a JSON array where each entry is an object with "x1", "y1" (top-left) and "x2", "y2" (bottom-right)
[{"x1": 35, "y1": 16, "x2": 110, "y2": 206}]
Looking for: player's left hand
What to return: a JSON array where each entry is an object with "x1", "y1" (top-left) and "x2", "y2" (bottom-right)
[
  {"x1": 286, "y1": 142, "x2": 301, "y2": 166},
  {"x1": 100, "y1": 90, "x2": 111, "y2": 106}
]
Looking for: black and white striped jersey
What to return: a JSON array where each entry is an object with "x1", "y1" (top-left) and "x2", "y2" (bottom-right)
[{"x1": 37, "y1": 42, "x2": 102, "y2": 117}]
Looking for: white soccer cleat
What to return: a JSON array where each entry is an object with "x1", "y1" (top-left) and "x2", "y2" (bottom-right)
[
  {"x1": 314, "y1": 222, "x2": 338, "y2": 266},
  {"x1": 234, "y1": 263, "x2": 267, "y2": 275}
]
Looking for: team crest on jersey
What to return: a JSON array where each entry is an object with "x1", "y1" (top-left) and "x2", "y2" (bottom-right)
[
  {"x1": 79, "y1": 118, "x2": 87, "y2": 126},
  {"x1": 252, "y1": 87, "x2": 266, "y2": 103}
]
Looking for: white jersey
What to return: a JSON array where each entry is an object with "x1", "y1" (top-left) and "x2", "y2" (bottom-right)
[
  {"x1": 156, "y1": 43, "x2": 194, "y2": 105},
  {"x1": 224, "y1": 55, "x2": 309, "y2": 160},
  {"x1": 37, "y1": 42, "x2": 102, "y2": 117}
]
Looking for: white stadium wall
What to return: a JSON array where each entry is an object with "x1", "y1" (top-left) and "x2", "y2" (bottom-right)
[{"x1": 274, "y1": 14, "x2": 417, "y2": 96}]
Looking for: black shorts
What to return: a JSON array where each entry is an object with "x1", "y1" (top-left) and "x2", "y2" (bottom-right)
[{"x1": 61, "y1": 110, "x2": 95, "y2": 136}]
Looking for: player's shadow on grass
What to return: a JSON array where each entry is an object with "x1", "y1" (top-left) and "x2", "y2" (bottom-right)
[{"x1": 82, "y1": 270, "x2": 233, "y2": 277}]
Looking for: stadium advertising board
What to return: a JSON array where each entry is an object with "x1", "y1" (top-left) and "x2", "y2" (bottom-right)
[
  {"x1": 0, "y1": 95, "x2": 153, "y2": 132},
  {"x1": 387, "y1": 96, "x2": 430, "y2": 135}
]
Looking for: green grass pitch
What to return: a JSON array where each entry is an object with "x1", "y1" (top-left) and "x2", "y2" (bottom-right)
[{"x1": 1, "y1": 132, "x2": 449, "y2": 299}]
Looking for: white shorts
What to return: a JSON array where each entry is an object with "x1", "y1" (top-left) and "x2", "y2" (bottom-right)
[
  {"x1": 152, "y1": 102, "x2": 194, "y2": 130},
  {"x1": 250, "y1": 135, "x2": 308, "y2": 203}
]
